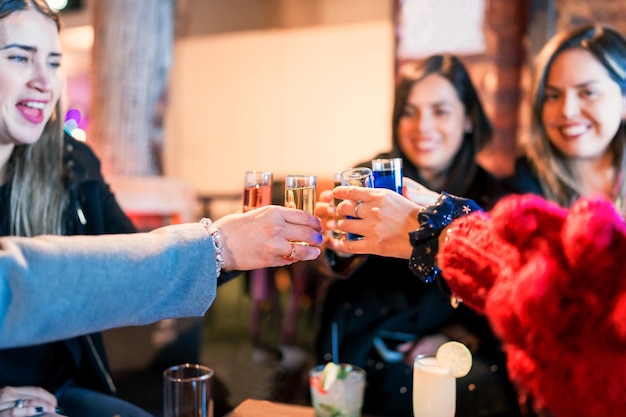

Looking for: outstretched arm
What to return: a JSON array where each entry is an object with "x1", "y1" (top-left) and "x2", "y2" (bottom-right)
[
  {"x1": 0, "y1": 205, "x2": 323, "y2": 348},
  {"x1": 0, "y1": 224, "x2": 216, "y2": 348}
]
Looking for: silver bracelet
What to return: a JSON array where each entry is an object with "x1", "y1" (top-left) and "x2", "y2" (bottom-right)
[{"x1": 200, "y1": 218, "x2": 225, "y2": 277}]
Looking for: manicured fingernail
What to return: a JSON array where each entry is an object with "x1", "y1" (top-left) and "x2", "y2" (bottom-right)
[
  {"x1": 35, "y1": 407, "x2": 44, "y2": 413},
  {"x1": 55, "y1": 407, "x2": 65, "y2": 413}
]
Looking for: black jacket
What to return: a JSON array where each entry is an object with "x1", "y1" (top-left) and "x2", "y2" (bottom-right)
[{"x1": 0, "y1": 134, "x2": 136, "y2": 395}]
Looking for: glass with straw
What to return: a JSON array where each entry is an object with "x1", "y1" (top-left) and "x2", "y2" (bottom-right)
[{"x1": 309, "y1": 362, "x2": 366, "y2": 417}]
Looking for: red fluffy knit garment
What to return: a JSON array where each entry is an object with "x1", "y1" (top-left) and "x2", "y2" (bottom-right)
[{"x1": 439, "y1": 194, "x2": 626, "y2": 417}]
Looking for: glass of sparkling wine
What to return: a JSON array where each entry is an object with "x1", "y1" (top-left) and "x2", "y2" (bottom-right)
[
  {"x1": 284, "y1": 174, "x2": 316, "y2": 244},
  {"x1": 372, "y1": 157, "x2": 403, "y2": 193},
  {"x1": 243, "y1": 171, "x2": 273, "y2": 212},
  {"x1": 412, "y1": 354, "x2": 456, "y2": 417}
]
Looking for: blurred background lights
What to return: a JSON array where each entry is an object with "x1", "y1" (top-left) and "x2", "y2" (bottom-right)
[
  {"x1": 65, "y1": 108, "x2": 81, "y2": 124},
  {"x1": 64, "y1": 109, "x2": 87, "y2": 142},
  {"x1": 46, "y1": 0, "x2": 69, "y2": 11},
  {"x1": 45, "y1": 0, "x2": 83, "y2": 12},
  {"x1": 71, "y1": 128, "x2": 87, "y2": 142}
]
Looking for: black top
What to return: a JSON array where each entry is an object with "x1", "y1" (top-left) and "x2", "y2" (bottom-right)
[
  {"x1": 501, "y1": 156, "x2": 545, "y2": 196},
  {"x1": 0, "y1": 134, "x2": 136, "y2": 394}
]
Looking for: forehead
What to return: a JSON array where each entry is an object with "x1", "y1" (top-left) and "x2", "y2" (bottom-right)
[
  {"x1": 547, "y1": 48, "x2": 613, "y2": 87},
  {"x1": 407, "y1": 73, "x2": 461, "y2": 105},
  {"x1": 0, "y1": 9, "x2": 60, "y2": 50}
]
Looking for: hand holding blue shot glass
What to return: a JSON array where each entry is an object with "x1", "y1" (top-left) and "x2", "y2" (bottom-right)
[
  {"x1": 372, "y1": 158, "x2": 403, "y2": 193},
  {"x1": 339, "y1": 167, "x2": 374, "y2": 241}
]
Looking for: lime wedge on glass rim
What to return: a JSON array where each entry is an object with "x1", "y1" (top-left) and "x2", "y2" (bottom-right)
[
  {"x1": 436, "y1": 341, "x2": 472, "y2": 378},
  {"x1": 320, "y1": 362, "x2": 340, "y2": 391}
]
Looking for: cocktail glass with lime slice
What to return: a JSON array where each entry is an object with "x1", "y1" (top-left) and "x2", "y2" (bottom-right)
[
  {"x1": 309, "y1": 363, "x2": 366, "y2": 417},
  {"x1": 412, "y1": 341, "x2": 473, "y2": 417}
]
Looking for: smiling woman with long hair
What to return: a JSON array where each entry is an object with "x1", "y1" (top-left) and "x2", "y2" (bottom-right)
[
  {"x1": 325, "y1": 23, "x2": 626, "y2": 417},
  {"x1": 519, "y1": 24, "x2": 626, "y2": 213},
  {"x1": 314, "y1": 54, "x2": 520, "y2": 417},
  {"x1": 0, "y1": 1, "x2": 148, "y2": 415}
]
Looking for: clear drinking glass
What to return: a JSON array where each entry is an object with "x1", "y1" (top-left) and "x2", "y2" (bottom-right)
[
  {"x1": 284, "y1": 174, "x2": 316, "y2": 245},
  {"x1": 243, "y1": 171, "x2": 273, "y2": 212},
  {"x1": 339, "y1": 167, "x2": 374, "y2": 241},
  {"x1": 339, "y1": 167, "x2": 374, "y2": 188},
  {"x1": 163, "y1": 363, "x2": 214, "y2": 417},
  {"x1": 309, "y1": 363, "x2": 366, "y2": 417},
  {"x1": 284, "y1": 174, "x2": 316, "y2": 215},
  {"x1": 412, "y1": 354, "x2": 455, "y2": 417},
  {"x1": 372, "y1": 157, "x2": 403, "y2": 193}
]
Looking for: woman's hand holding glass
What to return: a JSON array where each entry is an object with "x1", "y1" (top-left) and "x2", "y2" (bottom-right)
[
  {"x1": 214, "y1": 205, "x2": 323, "y2": 271},
  {"x1": 332, "y1": 185, "x2": 420, "y2": 259},
  {"x1": 328, "y1": 177, "x2": 441, "y2": 259},
  {"x1": 314, "y1": 189, "x2": 352, "y2": 256}
]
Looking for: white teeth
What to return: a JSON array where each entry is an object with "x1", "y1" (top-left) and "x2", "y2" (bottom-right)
[
  {"x1": 561, "y1": 125, "x2": 587, "y2": 136},
  {"x1": 24, "y1": 102, "x2": 45, "y2": 109}
]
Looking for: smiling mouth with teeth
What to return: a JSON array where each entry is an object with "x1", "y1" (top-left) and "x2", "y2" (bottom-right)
[
  {"x1": 23, "y1": 101, "x2": 46, "y2": 110},
  {"x1": 17, "y1": 100, "x2": 47, "y2": 124},
  {"x1": 561, "y1": 125, "x2": 589, "y2": 137}
]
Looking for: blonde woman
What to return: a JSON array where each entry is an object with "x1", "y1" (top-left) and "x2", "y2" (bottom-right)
[{"x1": 0, "y1": 1, "x2": 321, "y2": 416}]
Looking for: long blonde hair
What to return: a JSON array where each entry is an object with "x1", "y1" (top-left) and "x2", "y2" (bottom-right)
[
  {"x1": 526, "y1": 24, "x2": 626, "y2": 211},
  {"x1": 7, "y1": 102, "x2": 67, "y2": 236},
  {"x1": 2, "y1": 0, "x2": 67, "y2": 236}
]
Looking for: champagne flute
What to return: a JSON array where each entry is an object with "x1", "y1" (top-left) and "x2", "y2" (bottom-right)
[
  {"x1": 284, "y1": 174, "x2": 316, "y2": 245},
  {"x1": 243, "y1": 171, "x2": 275, "y2": 344},
  {"x1": 284, "y1": 174, "x2": 316, "y2": 215},
  {"x1": 243, "y1": 171, "x2": 273, "y2": 212}
]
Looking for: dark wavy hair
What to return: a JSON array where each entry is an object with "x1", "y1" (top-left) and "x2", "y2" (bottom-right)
[{"x1": 387, "y1": 54, "x2": 492, "y2": 195}]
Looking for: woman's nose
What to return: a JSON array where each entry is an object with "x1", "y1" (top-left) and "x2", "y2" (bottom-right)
[
  {"x1": 561, "y1": 91, "x2": 581, "y2": 118},
  {"x1": 416, "y1": 112, "x2": 433, "y2": 131},
  {"x1": 27, "y1": 64, "x2": 54, "y2": 93}
]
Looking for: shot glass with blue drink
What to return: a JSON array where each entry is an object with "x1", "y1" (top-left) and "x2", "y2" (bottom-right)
[
  {"x1": 372, "y1": 158, "x2": 403, "y2": 193},
  {"x1": 339, "y1": 167, "x2": 374, "y2": 241}
]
